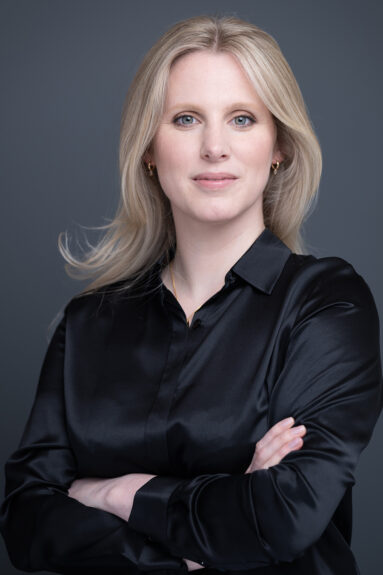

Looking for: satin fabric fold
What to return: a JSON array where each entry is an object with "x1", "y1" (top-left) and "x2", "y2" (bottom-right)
[{"x1": 1, "y1": 227, "x2": 381, "y2": 574}]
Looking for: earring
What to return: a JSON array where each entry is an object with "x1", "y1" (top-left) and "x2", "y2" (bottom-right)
[
  {"x1": 147, "y1": 161, "x2": 155, "y2": 177},
  {"x1": 271, "y1": 161, "x2": 280, "y2": 175}
]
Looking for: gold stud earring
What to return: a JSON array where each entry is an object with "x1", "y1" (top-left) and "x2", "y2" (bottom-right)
[
  {"x1": 147, "y1": 161, "x2": 155, "y2": 177},
  {"x1": 271, "y1": 161, "x2": 280, "y2": 175}
]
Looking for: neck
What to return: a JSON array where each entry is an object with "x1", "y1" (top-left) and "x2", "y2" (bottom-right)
[{"x1": 167, "y1": 211, "x2": 265, "y2": 300}]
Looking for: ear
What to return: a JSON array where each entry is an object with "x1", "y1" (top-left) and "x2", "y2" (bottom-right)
[
  {"x1": 271, "y1": 125, "x2": 285, "y2": 163},
  {"x1": 272, "y1": 147, "x2": 285, "y2": 164},
  {"x1": 143, "y1": 145, "x2": 156, "y2": 165}
]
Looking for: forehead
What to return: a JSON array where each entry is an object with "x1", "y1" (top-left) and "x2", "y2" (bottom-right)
[{"x1": 165, "y1": 50, "x2": 266, "y2": 110}]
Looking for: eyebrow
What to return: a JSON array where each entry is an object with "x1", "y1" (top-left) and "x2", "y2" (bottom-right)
[{"x1": 167, "y1": 102, "x2": 258, "y2": 113}]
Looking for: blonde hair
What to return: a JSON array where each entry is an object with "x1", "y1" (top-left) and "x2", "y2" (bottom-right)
[{"x1": 58, "y1": 14, "x2": 322, "y2": 298}]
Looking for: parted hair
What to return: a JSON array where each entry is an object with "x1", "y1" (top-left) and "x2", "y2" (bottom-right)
[{"x1": 58, "y1": 14, "x2": 322, "y2": 297}]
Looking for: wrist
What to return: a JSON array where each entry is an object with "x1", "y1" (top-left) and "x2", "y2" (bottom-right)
[{"x1": 106, "y1": 473, "x2": 156, "y2": 522}]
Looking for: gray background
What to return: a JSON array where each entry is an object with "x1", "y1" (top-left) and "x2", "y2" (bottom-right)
[{"x1": 1, "y1": 1, "x2": 382, "y2": 573}]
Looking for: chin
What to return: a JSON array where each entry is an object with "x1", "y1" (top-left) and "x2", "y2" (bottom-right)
[{"x1": 191, "y1": 208, "x2": 243, "y2": 224}]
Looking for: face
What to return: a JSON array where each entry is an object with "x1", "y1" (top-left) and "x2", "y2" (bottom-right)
[{"x1": 145, "y1": 50, "x2": 283, "y2": 228}]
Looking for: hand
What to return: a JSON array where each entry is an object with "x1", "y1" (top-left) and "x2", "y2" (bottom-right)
[
  {"x1": 245, "y1": 417, "x2": 306, "y2": 472},
  {"x1": 68, "y1": 476, "x2": 117, "y2": 510},
  {"x1": 67, "y1": 473, "x2": 156, "y2": 521},
  {"x1": 183, "y1": 558, "x2": 206, "y2": 571}
]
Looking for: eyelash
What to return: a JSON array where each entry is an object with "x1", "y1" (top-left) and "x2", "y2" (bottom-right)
[{"x1": 173, "y1": 114, "x2": 256, "y2": 128}]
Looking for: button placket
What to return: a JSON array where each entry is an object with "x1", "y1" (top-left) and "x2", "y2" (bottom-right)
[{"x1": 144, "y1": 312, "x2": 190, "y2": 470}]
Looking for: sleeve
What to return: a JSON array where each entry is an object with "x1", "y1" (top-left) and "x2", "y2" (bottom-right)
[
  {"x1": 126, "y1": 262, "x2": 383, "y2": 570},
  {"x1": 0, "y1": 303, "x2": 187, "y2": 574}
]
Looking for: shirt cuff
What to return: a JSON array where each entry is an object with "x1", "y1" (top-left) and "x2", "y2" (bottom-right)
[
  {"x1": 138, "y1": 534, "x2": 188, "y2": 571},
  {"x1": 128, "y1": 475, "x2": 184, "y2": 545}
]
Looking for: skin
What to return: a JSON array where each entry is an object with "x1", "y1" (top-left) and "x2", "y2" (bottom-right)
[
  {"x1": 68, "y1": 51, "x2": 306, "y2": 571},
  {"x1": 144, "y1": 50, "x2": 284, "y2": 321}
]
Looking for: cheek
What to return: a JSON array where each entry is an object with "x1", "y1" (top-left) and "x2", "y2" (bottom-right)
[
  {"x1": 153, "y1": 130, "x2": 188, "y2": 169},
  {"x1": 152, "y1": 135, "x2": 183, "y2": 199},
  {"x1": 238, "y1": 133, "x2": 275, "y2": 167}
]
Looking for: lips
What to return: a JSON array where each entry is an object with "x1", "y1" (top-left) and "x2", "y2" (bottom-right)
[
  {"x1": 192, "y1": 175, "x2": 238, "y2": 190},
  {"x1": 193, "y1": 172, "x2": 237, "y2": 181}
]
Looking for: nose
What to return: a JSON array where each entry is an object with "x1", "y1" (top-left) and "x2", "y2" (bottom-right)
[{"x1": 200, "y1": 122, "x2": 230, "y2": 161}]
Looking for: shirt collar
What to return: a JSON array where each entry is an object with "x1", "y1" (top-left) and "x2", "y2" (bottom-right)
[
  {"x1": 153, "y1": 226, "x2": 292, "y2": 295},
  {"x1": 229, "y1": 227, "x2": 292, "y2": 294}
]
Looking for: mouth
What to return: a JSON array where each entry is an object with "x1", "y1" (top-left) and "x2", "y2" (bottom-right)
[
  {"x1": 192, "y1": 177, "x2": 238, "y2": 190},
  {"x1": 193, "y1": 173, "x2": 238, "y2": 181}
]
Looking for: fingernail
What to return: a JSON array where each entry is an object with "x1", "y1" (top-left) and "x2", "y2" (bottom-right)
[
  {"x1": 292, "y1": 425, "x2": 306, "y2": 434},
  {"x1": 282, "y1": 417, "x2": 294, "y2": 426}
]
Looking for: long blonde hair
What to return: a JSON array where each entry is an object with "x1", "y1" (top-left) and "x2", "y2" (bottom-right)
[{"x1": 58, "y1": 14, "x2": 322, "y2": 298}]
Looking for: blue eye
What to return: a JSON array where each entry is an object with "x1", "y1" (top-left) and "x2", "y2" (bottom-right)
[
  {"x1": 233, "y1": 115, "x2": 255, "y2": 127},
  {"x1": 173, "y1": 114, "x2": 256, "y2": 127},
  {"x1": 173, "y1": 115, "x2": 197, "y2": 126}
]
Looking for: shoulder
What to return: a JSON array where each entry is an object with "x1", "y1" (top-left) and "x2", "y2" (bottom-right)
[
  {"x1": 63, "y1": 275, "x2": 152, "y2": 325},
  {"x1": 287, "y1": 252, "x2": 377, "y2": 311},
  {"x1": 64, "y1": 281, "x2": 118, "y2": 317},
  {"x1": 283, "y1": 254, "x2": 380, "y2": 344}
]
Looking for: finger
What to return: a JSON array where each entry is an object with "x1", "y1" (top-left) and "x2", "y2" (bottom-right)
[
  {"x1": 255, "y1": 417, "x2": 295, "y2": 452},
  {"x1": 253, "y1": 425, "x2": 306, "y2": 470},
  {"x1": 262, "y1": 436, "x2": 304, "y2": 469}
]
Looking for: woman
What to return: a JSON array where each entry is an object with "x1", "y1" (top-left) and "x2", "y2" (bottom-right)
[{"x1": 0, "y1": 14, "x2": 382, "y2": 575}]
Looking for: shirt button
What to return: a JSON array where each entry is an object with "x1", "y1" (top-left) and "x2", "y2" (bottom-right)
[{"x1": 192, "y1": 319, "x2": 202, "y2": 329}]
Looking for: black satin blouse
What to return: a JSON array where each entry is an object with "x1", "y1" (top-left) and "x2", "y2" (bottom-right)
[{"x1": 1, "y1": 227, "x2": 382, "y2": 575}]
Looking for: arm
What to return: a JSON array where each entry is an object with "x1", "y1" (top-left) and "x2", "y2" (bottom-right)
[
  {"x1": 0, "y1": 306, "x2": 187, "y2": 574},
  {"x1": 67, "y1": 473, "x2": 205, "y2": 572},
  {"x1": 66, "y1": 418, "x2": 306, "y2": 569},
  {"x1": 125, "y1": 264, "x2": 383, "y2": 570}
]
